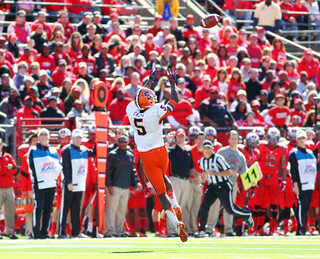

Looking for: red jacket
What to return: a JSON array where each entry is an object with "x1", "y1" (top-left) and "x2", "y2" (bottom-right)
[
  {"x1": 298, "y1": 56, "x2": 320, "y2": 80},
  {"x1": 0, "y1": 153, "x2": 17, "y2": 188},
  {"x1": 44, "y1": 0, "x2": 65, "y2": 12}
]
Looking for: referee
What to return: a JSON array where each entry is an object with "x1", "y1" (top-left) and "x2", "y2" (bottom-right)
[{"x1": 195, "y1": 140, "x2": 253, "y2": 238}]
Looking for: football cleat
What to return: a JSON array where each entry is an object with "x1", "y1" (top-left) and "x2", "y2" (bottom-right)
[{"x1": 176, "y1": 222, "x2": 188, "y2": 242}]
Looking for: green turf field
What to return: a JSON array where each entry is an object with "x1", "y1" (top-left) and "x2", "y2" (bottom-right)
[{"x1": 0, "y1": 236, "x2": 320, "y2": 259}]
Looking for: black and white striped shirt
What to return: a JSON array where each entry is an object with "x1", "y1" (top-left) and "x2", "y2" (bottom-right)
[{"x1": 198, "y1": 153, "x2": 231, "y2": 184}]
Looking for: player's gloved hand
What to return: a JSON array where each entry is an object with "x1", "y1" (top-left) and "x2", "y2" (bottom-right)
[
  {"x1": 280, "y1": 181, "x2": 286, "y2": 192},
  {"x1": 167, "y1": 68, "x2": 177, "y2": 83},
  {"x1": 150, "y1": 63, "x2": 162, "y2": 80}
]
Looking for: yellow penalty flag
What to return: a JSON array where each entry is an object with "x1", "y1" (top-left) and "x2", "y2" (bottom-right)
[{"x1": 240, "y1": 162, "x2": 263, "y2": 190}]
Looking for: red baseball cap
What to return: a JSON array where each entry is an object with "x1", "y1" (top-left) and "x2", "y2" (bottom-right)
[
  {"x1": 72, "y1": 86, "x2": 81, "y2": 93},
  {"x1": 256, "y1": 26, "x2": 265, "y2": 32},
  {"x1": 187, "y1": 14, "x2": 194, "y2": 21},
  {"x1": 304, "y1": 48, "x2": 313, "y2": 55},
  {"x1": 155, "y1": 14, "x2": 163, "y2": 21},
  {"x1": 24, "y1": 95, "x2": 32, "y2": 102},
  {"x1": 0, "y1": 36, "x2": 6, "y2": 41},
  {"x1": 100, "y1": 42, "x2": 108, "y2": 49},
  {"x1": 176, "y1": 129, "x2": 186, "y2": 137},
  {"x1": 251, "y1": 100, "x2": 261, "y2": 107},
  {"x1": 110, "y1": 12, "x2": 119, "y2": 21},
  {"x1": 209, "y1": 86, "x2": 219, "y2": 93}
]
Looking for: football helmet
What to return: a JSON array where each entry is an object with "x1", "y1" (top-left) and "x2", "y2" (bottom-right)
[
  {"x1": 204, "y1": 126, "x2": 217, "y2": 137},
  {"x1": 189, "y1": 126, "x2": 201, "y2": 136},
  {"x1": 252, "y1": 127, "x2": 265, "y2": 140},
  {"x1": 134, "y1": 88, "x2": 157, "y2": 110},
  {"x1": 266, "y1": 127, "x2": 280, "y2": 145},
  {"x1": 246, "y1": 133, "x2": 259, "y2": 149},
  {"x1": 58, "y1": 128, "x2": 71, "y2": 145},
  {"x1": 287, "y1": 127, "x2": 298, "y2": 141}
]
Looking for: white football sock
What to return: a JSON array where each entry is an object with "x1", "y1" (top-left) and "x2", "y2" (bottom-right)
[
  {"x1": 165, "y1": 208, "x2": 179, "y2": 229},
  {"x1": 167, "y1": 190, "x2": 179, "y2": 208}
]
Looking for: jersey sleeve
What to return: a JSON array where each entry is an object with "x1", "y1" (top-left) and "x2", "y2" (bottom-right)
[{"x1": 157, "y1": 99, "x2": 177, "y2": 123}]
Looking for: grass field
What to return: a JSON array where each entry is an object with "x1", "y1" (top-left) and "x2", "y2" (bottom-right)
[{"x1": 1, "y1": 236, "x2": 320, "y2": 259}]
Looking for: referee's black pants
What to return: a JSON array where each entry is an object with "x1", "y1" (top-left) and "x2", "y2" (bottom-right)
[
  {"x1": 32, "y1": 185, "x2": 55, "y2": 239},
  {"x1": 294, "y1": 190, "x2": 313, "y2": 235},
  {"x1": 198, "y1": 181, "x2": 251, "y2": 232},
  {"x1": 59, "y1": 184, "x2": 83, "y2": 237}
]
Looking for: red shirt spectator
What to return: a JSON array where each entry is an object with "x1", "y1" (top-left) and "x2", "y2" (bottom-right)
[
  {"x1": 147, "y1": 15, "x2": 163, "y2": 37},
  {"x1": 298, "y1": 48, "x2": 320, "y2": 80},
  {"x1": 183, "y1": 14, "x2": 200, "y2": 40},
  {"x1": 16, "y1": 96, "x2": 41, "y2": 131},
  {"x1": 279, "y1": 0, "x2": 294, "y2": 20},
  {"x1": 266, "y1": 94, "x2": 291, "y2": 127},
  {"x1": 35, "y1": 53, "x2": 56, "y2": 72},
  {"x1": 143, "y1": 34, "x2": 160, "y2": 61},
  {"x1": 292, "y1": 0, "x2": 309, "y2": 18},
  {"x1": 44, "y1": 0, "x2": 65, "y2": 12},
  {"x1": 246, "y1": 34, "x2": 262, "y2": 68},
  {"x1": 109, "y1": 89, "x2": 131, "y2": 124},
  {"x1": 66, "y1": 0, "x2": 91, "y2": 15},
  {"x1": 0, "y1": 49, "x2": 14, "y2": 76},
  {"x1": 7, "y1": 11, "x2": 31, "y2": 44},
  {"x1": 194, "y1": 75, "x2": 212, "y2": 110},
  {"x1": 290, "y1": 99, "x2": 306, "y2": 126},
  {"x1": 51, "y1": 60, "x2": 77, "y2": 87},
  {"x1": 101, "y1": 0, "x2": 120, "y2": 15},
  {"x1": 316, "y1": 65, "x2": 320, "y2": 89},
  {"x1": 30, "y1": 13, "x2": 52, "y2": 40},
  {"x1": 0, "y1": 151, "x2": 17, "y2": 188},
  {"x1": 55, "y1": 12, "x2": 75, "y2": 39},
  {"x1": 74, "y1": 46, "x2": 97, "y2": 75},
  {"x1": 228, "y1": 70, "x2": 246, "y2": 101},
  {"x1": 168, "y1": 99, "x2": 193, "y2": 127},
  {"x1": 204, "y1": 64, "x2": 218, "y2": 81}
]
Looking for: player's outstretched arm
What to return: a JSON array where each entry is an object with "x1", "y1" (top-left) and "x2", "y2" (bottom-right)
[
  {"x1": 144, "y1": 63, "x2": 161, "y2": 89},
  {"x1": 167, "y1": 68, "x2": 178, "y2": 103}
]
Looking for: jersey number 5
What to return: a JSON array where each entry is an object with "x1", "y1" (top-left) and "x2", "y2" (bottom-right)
[{"x1": 134, "y1": 118, "x2": 146, "y2": 136}]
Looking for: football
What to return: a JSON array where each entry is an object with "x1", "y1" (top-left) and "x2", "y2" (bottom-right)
[{"x1": 200, "y1": 14, "x2": 221, "y2": 28}]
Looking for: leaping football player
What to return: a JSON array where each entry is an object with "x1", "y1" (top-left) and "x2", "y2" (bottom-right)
[{"x1": 126, "y1": 64, "x2": 188, "y2": 242}]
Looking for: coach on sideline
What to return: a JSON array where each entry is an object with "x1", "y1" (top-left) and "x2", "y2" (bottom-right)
[
  {"x1": 28, "y1": 128, "x2": 61, "y2": 239},
  {"x1": 0, "y1": 138, "x2": 18, "y2": 239},
  {"x1": 289, "y1": 130, "x2": 317, "y2": 235},
  {"x1": 59, "y1": 129, "x2": 89, "y2": 239}
]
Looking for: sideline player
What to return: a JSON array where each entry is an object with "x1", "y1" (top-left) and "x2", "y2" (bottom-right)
[
  {"x1": 126, "y1": 65, "x2": 188, "y2": 242},
  {"x1": 255, "y1": 127, "x2": 287, "y2": 235}
]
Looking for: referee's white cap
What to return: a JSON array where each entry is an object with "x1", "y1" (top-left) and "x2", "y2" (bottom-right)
[{"x1": 203, "y1": 140, "x2": 213, "y2": 148}]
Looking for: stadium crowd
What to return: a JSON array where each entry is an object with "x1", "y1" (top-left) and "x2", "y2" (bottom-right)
[{"x1": 0, "y1": 0, "x2": 319, "y2": 239}]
